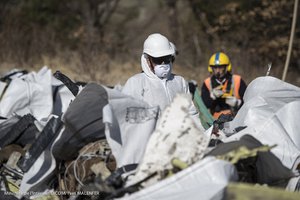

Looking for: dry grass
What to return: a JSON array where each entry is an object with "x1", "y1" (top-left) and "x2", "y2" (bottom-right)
[{"x1": 0, "y1": 53, "x2": 299, "y2": 88}]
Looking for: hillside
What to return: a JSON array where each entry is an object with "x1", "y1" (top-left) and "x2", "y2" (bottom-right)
[{"x1": 0, "y1": 0, "x2": 299, "y2": 86}]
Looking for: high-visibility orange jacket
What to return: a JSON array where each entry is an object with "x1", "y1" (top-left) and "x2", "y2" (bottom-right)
[{"x1": 201, "y1": 73, "x2": 247, "y2": 119}]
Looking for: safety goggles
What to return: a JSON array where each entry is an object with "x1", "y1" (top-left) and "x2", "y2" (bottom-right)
[{"x1": 150, "y1": 55, "x2": 173, "y2": 65}]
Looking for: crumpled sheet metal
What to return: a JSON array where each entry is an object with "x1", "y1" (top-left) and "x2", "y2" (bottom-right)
[{"x1": 103, "y1": 86, "x2": 159, "y2": 168}]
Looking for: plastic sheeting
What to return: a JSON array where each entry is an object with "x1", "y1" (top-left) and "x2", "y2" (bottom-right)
[
  {"x1": 52, "y1": 83, "x2": 107, "y2": 161},
  {"x1": 103, "y1": 86, "x2": 159, "y2": 168},
  {"x1": 0, "y1": 67, "x2": 53, "y2": 121},
  {"x1": 223, "y1": 76, "x2": 300, "y2": 171},
  {"x1": 119, "y1": 157, "x2": 238, "y2": 200},
  {"x1": 0, "y1": 67, "x2": 75, "y2": 122}
]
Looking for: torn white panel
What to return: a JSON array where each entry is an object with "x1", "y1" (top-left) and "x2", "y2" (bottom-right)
[
  {"x1": 120, "y1": 157, "x2": 237, "y2": 200},
  {"x1": 223, "y1": 76, "x2": 300, "y2": 171}
]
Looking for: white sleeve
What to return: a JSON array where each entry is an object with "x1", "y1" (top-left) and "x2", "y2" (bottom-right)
[{"x1": 190, "y1": 102, "x2": 205, "y2": 133}]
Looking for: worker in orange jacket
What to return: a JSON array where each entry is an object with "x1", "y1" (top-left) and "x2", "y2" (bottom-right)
[{"x1": 201, "y1": 52, "x2": 247, "y2": 119}]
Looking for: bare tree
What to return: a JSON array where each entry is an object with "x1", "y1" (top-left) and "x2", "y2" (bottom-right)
[{"x1": 166, "y1": 0, "x2": 179, "y2": 40}]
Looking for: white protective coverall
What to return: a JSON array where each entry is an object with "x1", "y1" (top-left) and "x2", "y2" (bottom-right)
[{"x1": 122, "y1": 54, "x2": 204, "y2": 132}]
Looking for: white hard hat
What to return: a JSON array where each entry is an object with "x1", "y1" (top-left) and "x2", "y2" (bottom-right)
[{"x1": 143, "y1": 33, "x2": 175, "y2": 58}]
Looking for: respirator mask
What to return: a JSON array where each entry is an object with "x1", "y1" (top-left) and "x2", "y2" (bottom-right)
[
  {"x1": 151, "y1": 55, "x2": 172, "y2": 79},
  {"x1": 154, "y1": 64, "x2": 172, "y2": 78}
]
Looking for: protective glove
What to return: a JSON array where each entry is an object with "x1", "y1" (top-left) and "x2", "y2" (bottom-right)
[
  {"x1": 225, "y1": 96, "x2": 242, "y2": 107},
  {"x1": 210, "y1": 88, "x2": 224, "y2": 100},
  {"x1": 210, "y1": 92, "x2": 216, "y2": 100}
]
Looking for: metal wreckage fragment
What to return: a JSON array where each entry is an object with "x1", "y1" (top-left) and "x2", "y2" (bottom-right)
[{"x1": 0, "y1": 70, "x2": 300, "y2": 200}]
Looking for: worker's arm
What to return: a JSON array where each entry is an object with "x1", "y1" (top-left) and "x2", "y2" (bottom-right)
[{"x1": 239, "y1": 79, "x2": 247, "y2": 100}]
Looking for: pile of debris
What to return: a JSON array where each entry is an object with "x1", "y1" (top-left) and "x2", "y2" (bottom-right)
[{"x1": 0, "y1": 67, "x2": 299, "y2": 200}]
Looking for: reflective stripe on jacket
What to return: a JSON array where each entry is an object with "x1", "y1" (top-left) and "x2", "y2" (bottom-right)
[{"x1": 204, "y1": 75, "x2": 242, "y2": 99}]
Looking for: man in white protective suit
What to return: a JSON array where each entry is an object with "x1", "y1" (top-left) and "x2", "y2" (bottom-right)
[{"x1": 122, "y1": 33, "x2": 204, "y2": 131}]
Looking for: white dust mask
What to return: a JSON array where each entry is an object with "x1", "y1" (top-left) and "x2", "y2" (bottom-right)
[{"x1": 154, "y1": 63, "x2": 172, "y2": 79}]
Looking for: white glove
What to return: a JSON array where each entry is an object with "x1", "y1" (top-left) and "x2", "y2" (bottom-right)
[
  {"x1": 210, "y1": 92, "x2": 216, "y2": 100},
  {"x1": 210, "y1": 88, "x2": 224, "y2": 100},
  {"x1": 225, "y1": 96, "x2": 241, "y2": 107}
]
